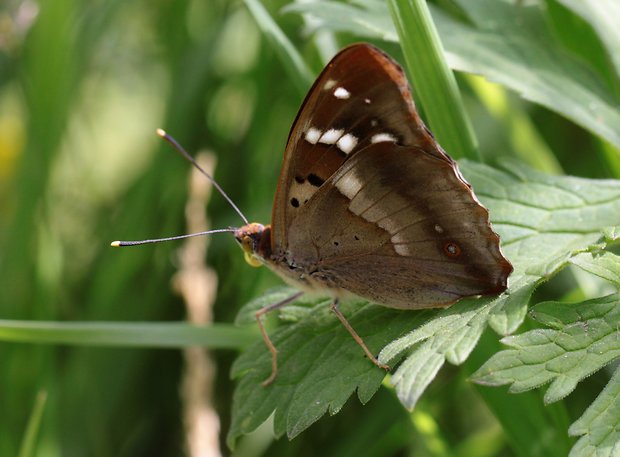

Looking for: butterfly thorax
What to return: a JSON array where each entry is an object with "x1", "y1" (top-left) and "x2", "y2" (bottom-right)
[{"x1": 235, "y1": 222, "x2": 341, "y2": 294}]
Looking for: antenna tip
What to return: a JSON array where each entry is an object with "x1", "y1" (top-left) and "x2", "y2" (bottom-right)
[
  {"x1": 110, "y1": 241, "x2": 121, "y2": 247},
  {"x1": 156, "y1": 128, "x2": 166, "y2": 138}
]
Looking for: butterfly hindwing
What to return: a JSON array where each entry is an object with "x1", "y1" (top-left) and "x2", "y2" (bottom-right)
[{"x1": 284, "y1": 141, "x2": 511, "y2": 308}]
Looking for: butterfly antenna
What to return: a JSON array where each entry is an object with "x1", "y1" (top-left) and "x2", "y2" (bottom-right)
[
  {"x1": 111, "y1": 228, "x2": 236, "y2": 247},
  {"x1": 156, "y1": 128, "x2": 249, "y2": 225}
]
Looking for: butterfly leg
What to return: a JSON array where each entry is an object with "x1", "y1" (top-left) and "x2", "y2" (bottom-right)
[
  {"x1": 255, "y1": 291, "x2": 304, "y2": 387},
  {"x1": 330, "y1": 300, "x2": 390, "y2": 371}
]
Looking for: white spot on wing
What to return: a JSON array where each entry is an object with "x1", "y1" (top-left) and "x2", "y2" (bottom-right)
[
  {"x1": 391, "y1": 232, "x2": 407, "y2": 243},
  {"x1": 319, "y1": 128, "x2": 344, "y2": 145},
  {"x1": 379, "y1": 217, "x2": 402, "y2": 235},
  {"x1": 364, "y1": 98, "x2": 371, "y2": 104},
  {"x1": 335, "y1": 172, "x2": 363, "y2": 199},
  {"x1": 371, "y1": 133, "x2": 398, "y2": 143},
  {"x1": 305, "y1": 127, "x2": 321, "y2": 144},
  {"x1": 324, "y1": 79, "x2": 337, "y2": 90},
  {"x1": 336, "y1": 133, "x2": 358, "y2": 155},
  {"x1": 333, "y1": 87, "x2": 350, "y2": 99},
  {"x1": 391, "y1": 233, "x2": 412, "y2": 255},
  {"x1": 394, "y1": 244, "x2": 412, "y2": 256},
  {"x1": 434, "y1": 224, "x2": 444, "y2": 233}
]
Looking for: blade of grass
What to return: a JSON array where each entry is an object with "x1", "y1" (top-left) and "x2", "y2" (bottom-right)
[
  {"x1": 467, "y1": 74, "x2": 563, "y2": 174},
  {"x1": 556, "y1": 0, "x2": 620, "y2": 82},
  {"x1": 244, "y1": 0, "x2": 313, "y2": 93},
  {"x1": 387, "y1": 0, "x2": 480, "y2": 160},
  {"x1": 18, "y1": 391, "x2": 47, "y2": 457},
  {"x1": 0, "y1": 320, "x2": 257, "y2": 349}
]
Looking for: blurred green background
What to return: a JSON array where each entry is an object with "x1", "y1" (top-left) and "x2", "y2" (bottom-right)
[{"x1": 0, "y1": 0, "x2": 618, "y2": 456}]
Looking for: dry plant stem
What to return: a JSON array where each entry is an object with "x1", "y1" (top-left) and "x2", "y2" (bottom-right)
[
  {"x1": 255, "y1": 291, "x2": 304, "y2": 387},
  {"x1": 330, "y1": 300, "x2": 390, "y2": 371},
  {"x1": 174, "y1": 152, "x2": 221, "y2": 457}
]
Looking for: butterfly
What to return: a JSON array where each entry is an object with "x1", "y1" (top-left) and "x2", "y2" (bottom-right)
[
  {"x1": 233, "y1": 43, "x2": 512, "y2": 385},
  {"x1": 114, "y1": 43, "x2": 512, "y2": 387}
]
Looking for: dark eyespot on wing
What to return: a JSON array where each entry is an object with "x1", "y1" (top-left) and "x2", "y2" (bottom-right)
[{"x1": 443, "y1": 242, "x2": 461, "y2": 258}]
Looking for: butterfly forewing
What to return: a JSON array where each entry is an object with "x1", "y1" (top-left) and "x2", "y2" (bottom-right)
[{"x1": 272, "y1": 45, "x2": 449, "y2": 248}]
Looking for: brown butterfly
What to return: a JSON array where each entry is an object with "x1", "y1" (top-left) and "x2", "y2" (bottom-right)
[
  {"x1": 233, "y1": 44, "x2": 512, "y2": 385},
  {"x1": 114, "y1": 43, "x2": 512, "y2": 387}
]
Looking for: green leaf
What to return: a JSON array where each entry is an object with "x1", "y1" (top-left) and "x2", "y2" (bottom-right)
[
  {"x1": 472, "y1": 281, "x2": 620, "y2": 455},
  {"x1": 472, "y1": 294, "x2": 620, "y2": 404},
  {"x1": 230, "y1": 160, "x2": 620, "y2": 442},
  {"x1": 379, "y1": 295, "x2": 507, "y2": 410},
  {"x1": 282, "y1": 0, "x2": 397, "y2": 41},
  {"x1": 603, "y1": 226, "x2": 620, "y2": 242},
  {"x1": 440, "y1": 0, "x2": 620, "y2": 149},
  {"x1": 234, "y1": 287, "x2": 301, "y2": 325},
  {"x1": 556, "y1": 0, "x2": 620, "y2": 79},
  {"x1": 228, "y1": 297, "x2": 432, "y2": 447},
  {"x1": 568, "y1": 367, "x2": 620, "y2": 457},
  {"x1": 570, "y1": 251, "x2": 620, "y2": 287},
  {"x1": 286, "y1": 0, "x2": 620, "y2": 150}
]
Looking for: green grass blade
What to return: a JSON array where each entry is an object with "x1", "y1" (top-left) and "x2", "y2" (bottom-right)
[
  {"x1": 557, "y1": 0, "x2": 620, "y2": 82},
  {"x1": 387, "y1": 0, "x2": 480, "y2": 160},
  {"x1": 0, "y1": 320, "x2": 256, "y2": 349},
  {"x1": 18, "y1": 391, "x2": 47, "y2": 457},
  {"x1": 244, "y1": 0, "x2": 313, "y2": 93}
]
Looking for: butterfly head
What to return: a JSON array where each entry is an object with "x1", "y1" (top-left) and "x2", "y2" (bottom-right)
[{"x1": 234, "y1": 223, "x2": 272, "y2": 268}]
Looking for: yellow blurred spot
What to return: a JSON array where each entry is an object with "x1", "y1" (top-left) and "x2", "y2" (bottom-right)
[
  {"x1": 467, "y1": 74, "x2": 562, "y2": 174},
  {"x1": 0, "y1": 113, "x2": 24, "y2": 181},
  {"x1": 244, "y1": 251, "x2": 261, "y2": 268},
  {"x1": 411, "y1": 409, "x2": 449, "y2": 455},
  {"x1": 412, "y1": 409, "x2": 439, "y2": 434}
]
